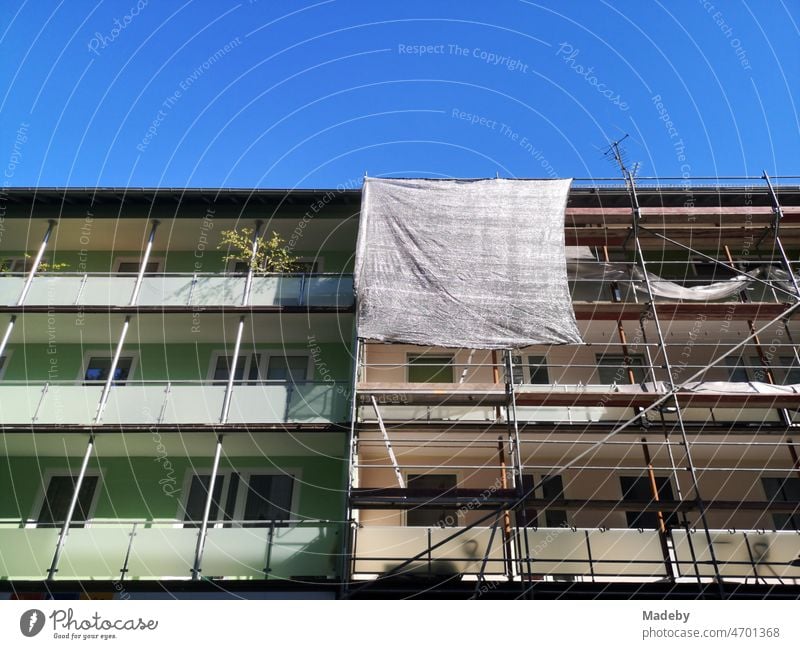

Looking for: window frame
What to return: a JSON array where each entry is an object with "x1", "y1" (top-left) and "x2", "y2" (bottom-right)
[
  {"x1": 406, "y1": 353, "x2": 456, "y2": 384},
  {"x1": 26, "y1": 469, "x2": 103, "y2": 529},
  {"x1": 112, "y1": 257, "x2": 164, "y2": 274},
  {"x1": 618, "y1": 473, "x2": 676, "y2": 530},
  {"x1": 206, "y1": 350, "x2": 313, "y2": 384},
  {"x1": 596, "y1": 354, "x2": 646, "y2": 385},
  {"x1": 519, "y1": 473, "x2": 568, "y2": 528},
  {"x1": 77, "y1": 350, "x2": 138, "y2": 385},
  {"x1": 178, "y1": 467, "x2": 301, "y2": 528}
]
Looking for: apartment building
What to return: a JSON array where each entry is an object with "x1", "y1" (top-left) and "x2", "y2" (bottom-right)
[
  {"x1": 1, "y1": 178, "x2": 799, "y2": 599},
  {"x1": 0, "y1": 188, "x2": 357, "y2": 598}
]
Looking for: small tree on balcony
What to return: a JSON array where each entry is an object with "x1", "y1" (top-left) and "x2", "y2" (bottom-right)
[{"x1": 217, "y1": 228, "x2": 299, "y2": 273}]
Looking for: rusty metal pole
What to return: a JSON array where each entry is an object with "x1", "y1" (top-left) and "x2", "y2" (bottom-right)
[{"x1": 497, "y1": 437, "x2": 514, "y2": 579}]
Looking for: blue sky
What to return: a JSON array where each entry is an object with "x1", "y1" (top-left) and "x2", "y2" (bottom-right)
[{"x1": 1, "y1": 0, "x2": 797, "y2": 188}]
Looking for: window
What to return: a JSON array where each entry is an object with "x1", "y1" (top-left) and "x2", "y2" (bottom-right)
[
  {"x1": 83, "y1": 356, "x2": 134, "y2": 384},
  {"x1": 690, "y1": 259, "x2": 736, "y2": 282},
  {"x1": 406, "y1": 474, "x2": 458, "y2": 527},
  {"x1": 725, "y1": 357, "x2": 750, "y2": 383},
  {"x1": 597, "y1": 354, "x2": 646, "y2": 385},
  {"x1": 407, "y1": 355, "x2": 454, "y2": 383},
  {"x1": 1, "y1": 257, "x2": 31, "y2": 273},
  {"x1": 520, "y1": 474, "x2": 567, "y2": 527},
  {"x1": 620, "y1": 476, "x2": 675, "y2": 529},
  {"x1": 34, "y1": 475, "x2": 99, "y2": 528},
  {"x1": 506, "y1": 355, "x2": 549, "y2": 384},
  {"x1": 265, "y1": 355, "x2": 309, "y2": 382},
  {"x1": 182, "y1": 471, "x2": 296, "y2": 527},
  {"x1": 208, "y1": 352, "x2": 310, "y2": 384},
  {"x1": 114, "y1": 259, "x2": 162, "y2": 274},
  {"x1": 762, "y1": 477, "x2": 800, "y2": 531},
  {"x1": 733, "y1": 356, "x2": 800, "y2": 385}
]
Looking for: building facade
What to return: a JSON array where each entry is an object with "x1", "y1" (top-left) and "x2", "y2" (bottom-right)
[{"x1": 1, "y1": 179, "x2": 799, "y2": 599}]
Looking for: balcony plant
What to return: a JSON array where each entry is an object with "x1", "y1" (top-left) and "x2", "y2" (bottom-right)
[{"x1": 217, "y1": 228, "x2": 299, "y2": 273}]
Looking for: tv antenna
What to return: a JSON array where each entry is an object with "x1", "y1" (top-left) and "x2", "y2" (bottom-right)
[{"x1": 602, "y1": 134, "x2": 640, "y2": 179}]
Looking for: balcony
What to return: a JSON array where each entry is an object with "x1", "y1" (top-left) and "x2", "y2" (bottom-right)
[
  {"x1": 352, "y1": 526, "x2": 800, "y2": 583},
  {"x1": 0, "y1": 520, "x2": 341, "y2": 581},
  {"x1": 0, "y1": 381, "x2": 350, "y2": 427},
  {"x1": 0, "y1": 273, "x2": 354, "y2": 310}
]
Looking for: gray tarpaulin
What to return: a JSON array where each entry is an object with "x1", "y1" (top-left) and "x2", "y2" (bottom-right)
[{"x1": 354, "y1": 177, "x2": 583, "y2": 349}]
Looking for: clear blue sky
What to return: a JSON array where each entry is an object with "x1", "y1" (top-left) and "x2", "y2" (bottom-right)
[{"x1": 1, "y1": 0, "x2": 797, "y2": 188}]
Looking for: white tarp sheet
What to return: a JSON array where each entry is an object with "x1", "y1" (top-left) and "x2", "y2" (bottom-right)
[{"x1": 354, "y1": 177, "x2": 583, "y2": 349}]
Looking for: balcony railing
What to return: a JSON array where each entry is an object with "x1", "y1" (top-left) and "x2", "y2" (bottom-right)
[
  {"x1": 0, "y1": 380, "x2": 350, "y2": 426},
  {"x1": 0, "y1": 519, "x2": 341, "y2": 581},
  {"x1": 352, "y1": 526, "x2": 800, "y2": 582},
  {"x1": 0, "y1": 273, "x2": 354, "y2": 309}
]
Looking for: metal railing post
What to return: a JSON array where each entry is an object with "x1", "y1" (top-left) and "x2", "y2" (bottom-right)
[
  {"x1": 18, "y1": 220, "x2": 55, "y2": 305},
  {"x1": 129, "y1": 220, "x2": 159, "y2": 306},
  {"x1": 192, "y1": 435, "x2": 223, "y2": 580},
  {"x1": 47, "y1": 435, "x2": 94, "y2": 580}
]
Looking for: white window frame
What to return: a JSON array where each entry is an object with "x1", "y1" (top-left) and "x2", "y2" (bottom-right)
[
  {"x1": 77, "y1": 350, "x2": 139, "y2": 384},
  {"x1": 112, "y1": 257, "x2": 164, "y2": 273},
  {"x1": 26, "y1": 468, "x2": 104, "y2": 528},
  {"x1": 177, "y1": 467, "x2": 301, "y2": 527},
  {"x1": 402, "y1": 470, "x2": 462, "y2": 527},
  {"x1": 207, "y1": 350, "x2": 313, "y2": 383}
]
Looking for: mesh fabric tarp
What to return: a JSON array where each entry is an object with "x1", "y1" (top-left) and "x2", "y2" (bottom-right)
[{"x1": 354, "y1": 177, "x2": 583, "y2": 349}]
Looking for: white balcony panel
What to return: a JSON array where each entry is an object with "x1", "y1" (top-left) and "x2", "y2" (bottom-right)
[
  {"x1": 136, "y1": 276, "x2": 194, "y2": 306},
  {"x1": 78, "y1": 276, "x2": 137, "y2": 305},
  {"x1": 249, "y1": 276, "x2": 303, "y2": 306},
  {"x1": 353, "y1": 526, "x2": 430, "y2": 575},
  {"x1": 672, "y1": 529, "x2": 800, "y2": 579},
  {"x1": 23, "y1": 276, "x2": 83, "y2": 305},
  {"x1": 525, "y1": 527, "x2": 591, "y2": 574},
  {"x1": 267, "y1": 525, "x2": 340, "y2": 579},
  {"x1": 162, "y1": 386, "x2": 225, "y2": 424},
  {"x1": 0, "y1": 385, "x2": 46, "y2": 425},
  {"x1": 430, "y1": 526, "x2": 505, "y2": 575},
  {"x1": 227, "y1": 385, "x2": 287, "y2": 423},
  {"x1": 0, "y1": 528, "x2": 58, "y2": 579},
  {"x1": 56, "y1": 527, "x2": 131, "y2": 579},
  {"x1": 34, "y1": 385, "x2": 103, "y2": 425},
  {"x1": 585, "y1": 529, "x2": 667, "y2": 577},
  {"x1": 202, "y1": 528, "x2": 270, "y2": 579},
  {"x1": 0, "y1": 276, "x2": 24, "y2": 305},
  {"x1": 359, "y1": 405, "x2": 496, "y2": 422},
  {"x1": 188, "y1": 276, "x2": 245, "y2": 306},
  {"x1": 101, "y1": 385, "x2": 168, "y2": 425},
  {"x1": 126, "y1": 527, "x2": 197, "y2": 579}
]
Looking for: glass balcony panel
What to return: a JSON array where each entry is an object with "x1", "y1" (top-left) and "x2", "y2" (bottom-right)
[
  {"x1": 429, "y1": 526, "x2": 505, "y2": 575},
  {"x1": 126, "y1": 527, "x2": 197, "y2": 579},
  {"x1": 524, "y1": 527, "x2": 591, "y2": 575},
  {"x1": 249, "y1": 276, "x2": 303, "y2": 306},
  {"x1": 201, "y1": 528, "x2": 269, "y2": 579},
  {"x1": 289, "y1": 383, "x2": 349, "y2": 423},
  {"x1": 23, "y1": 276, "x2": 85, "y2": 305},
  {"x1": 79, "y1": 276, "x2": 137, "y2": 305},
  {"x1": 56, "y1": 527, "x2": 131, "y2": 579},
  {"x1": 35, "y1": 385, "x2": 103, "y2": 425},
  {"x1": 0, "y1": 385, "x2": 46, "y2": 425},
  {"x1": 672, "y1": 529, "x2": 800, "y2": 579},
  {"x1": 188, "y1": 276, "x2": 246, "y2": 306},
  {"x1": 100, "y1": 385, "x2": 168, "y2": 425},
  {"x1": 585, "y1": 529, "x2": 667, "y2": 577},
  {"x1": 0, "y1": 275, "x2": 24, "y2": 305},
  {"x1": 0, "y1": 528, "x2": 58, "y2": 579},
  {"x1": 353, "y1": 526, "x2": 430, "y2": 575},
  {"x1": 304, "y1": 276, "x2": 354, "y2": 308},
  {"x1": 227, "y1": 385, "x2": 287, "y2": 423},
  {"x1": 136, "y1": 276, "x2": 194, "y2": 306},
  {"x1": 161, "y1": 385, "x2": 225, "y2": 424},
  {"x1": 264, "y1": 525, "x2": 340, "y2": 580}
]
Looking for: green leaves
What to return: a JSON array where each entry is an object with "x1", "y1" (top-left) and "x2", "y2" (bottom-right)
[{"x1": 217, "y1": 228, "x2": 300, "y2": 273}]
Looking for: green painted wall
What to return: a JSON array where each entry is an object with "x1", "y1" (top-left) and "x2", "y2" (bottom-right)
[
  {"x1": 2, "y1": 342, "x2": 352, "y2": 382},
  {"x1": 0, "y1": 452, "x2": 346, "y2": 523}
]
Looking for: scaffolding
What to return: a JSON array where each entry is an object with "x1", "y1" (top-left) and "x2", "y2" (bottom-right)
[{"x1": 342, "y1": 174, "x2": 800, "y2": 598}]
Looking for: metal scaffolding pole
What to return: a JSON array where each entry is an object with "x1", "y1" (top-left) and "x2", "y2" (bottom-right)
[{"x1": 626, "y1": 169, "x2": 724, "y2": 591}]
